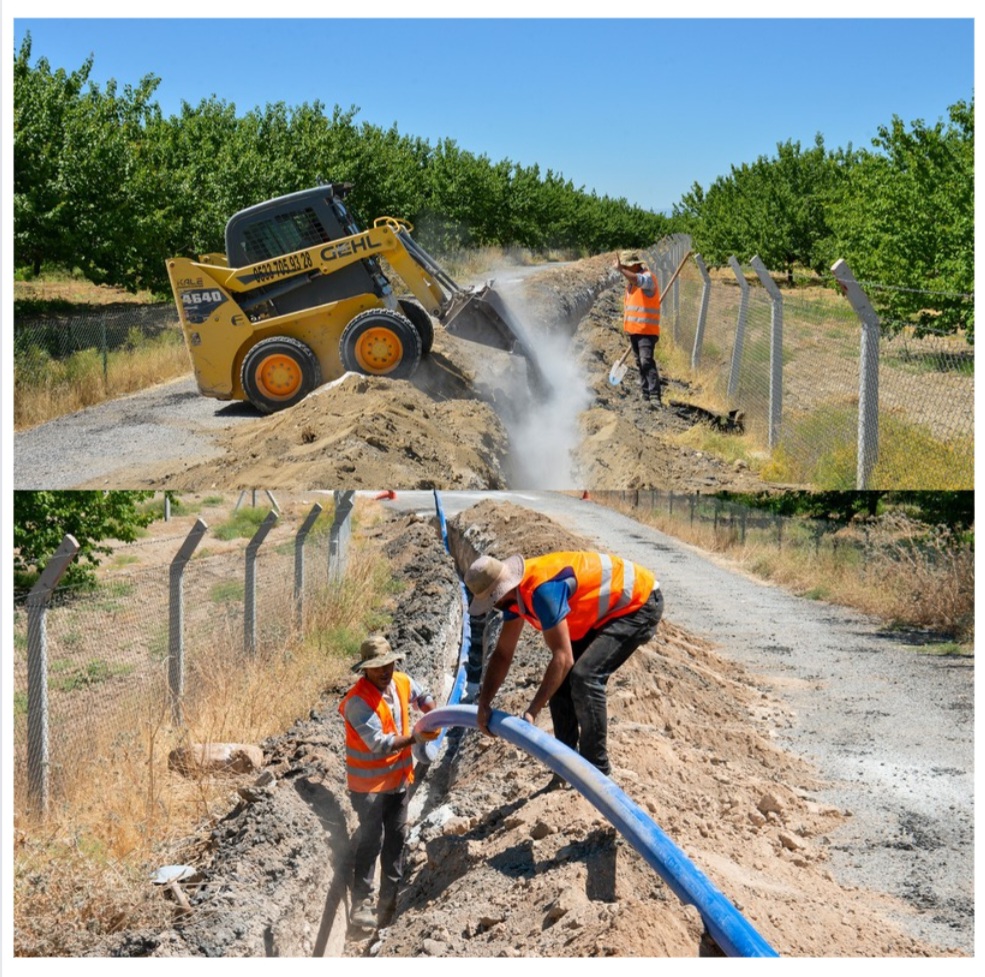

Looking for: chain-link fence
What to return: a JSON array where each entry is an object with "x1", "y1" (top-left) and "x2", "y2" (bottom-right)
[
  {"x1": 13, "y1": 303, "x2": 186, "y2": 429},
  {"x1": 641, "y1": 245, "x2": 973, "y2": 490},
  {"x1": 12, "y1": 494, "x2": 355, "y2": 820},
  {"x1": 596, "y1": 490, "x2": 975, "y2": 637}
]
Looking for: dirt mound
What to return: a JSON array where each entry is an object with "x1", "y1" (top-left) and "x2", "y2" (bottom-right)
[
  {"x1": 91, "y1": 501, "x2": 956, "y2": 958},
  {"x1": 156, "y1": 254, "x2": 781, "y2": 492},
  {"x1": 164, "y1": 372, "x2": 509, "y2": 490}
]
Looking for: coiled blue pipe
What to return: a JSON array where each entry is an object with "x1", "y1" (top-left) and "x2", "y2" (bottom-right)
[{"x1": 413, "y1": 706, "x2": 777, "y2": 958}]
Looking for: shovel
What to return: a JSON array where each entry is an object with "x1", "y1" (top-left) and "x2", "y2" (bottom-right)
[
  {"x1": 608, "y1": 345, "x2": 634, "y2": 386},
  {"x1": 609, "y1": 250, "x2": 692, "y2": 386}
]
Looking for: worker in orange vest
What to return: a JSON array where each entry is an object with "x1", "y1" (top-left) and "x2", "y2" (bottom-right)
[
  {"x1": 615, "y1": 249, "x2": 663, "y2": 406},
  {"x1": 466, "y1": 551, "x2": 663, "y2": 782},
  {"x1": 339, "y1": 634, "x2": 438, "y2": 930}
]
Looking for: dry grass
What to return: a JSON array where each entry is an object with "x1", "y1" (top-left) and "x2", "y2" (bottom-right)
[
  {"x1": 596, "y1": 495, "x2": 974, "y2": 647},
  {"x1": 14, "y1": 336, "x2": 191, "y2": 430},
  {"x1": 12, "y1": 502, "x2": 397, "y2": 956}
]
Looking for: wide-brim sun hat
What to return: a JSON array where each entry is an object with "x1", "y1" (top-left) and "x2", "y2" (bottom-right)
[
  {"x1": 352, "y1": 634, "x2": 405, "y2": 673},
  {"x1": 619, "y1": 250, "x2": 645, "y2": 267},
  {"x1": 465, "y1": 553, "x2": 525, "y2": 615}
]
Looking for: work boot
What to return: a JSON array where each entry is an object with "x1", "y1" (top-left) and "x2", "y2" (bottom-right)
[
  {"x1": 545, "y1": 772, "x2": 571, "y2": 792},
  {"x1": 350, "y1": 898, "x2": 376, "y2": 930},
  {"x1": 378, "y1": 893, "x2": 398, "y2": 928}
]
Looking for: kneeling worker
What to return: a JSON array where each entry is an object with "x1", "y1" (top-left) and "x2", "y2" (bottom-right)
[
  {"x1": 339, "y1": 634, "x2": 438, "y2": 930},
  {"x1": 466, "y1": 550, "x2": 663, "y2": 778}
]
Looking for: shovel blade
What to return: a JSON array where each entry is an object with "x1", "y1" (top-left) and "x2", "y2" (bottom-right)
[{"x1": 608, "y1": 361, "x2": 628, "y2": 386}]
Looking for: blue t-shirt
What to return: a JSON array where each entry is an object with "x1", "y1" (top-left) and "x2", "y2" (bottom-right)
[{"x1": 502, "y1": 572, "x2": 577, "y2": 631}]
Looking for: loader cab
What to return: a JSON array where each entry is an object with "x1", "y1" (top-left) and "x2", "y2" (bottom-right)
[{"x1": 224, "y1": 183, "x2": 391, "y2": 318}]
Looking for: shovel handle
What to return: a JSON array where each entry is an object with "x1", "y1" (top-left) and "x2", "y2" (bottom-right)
[{"x1": 658, "y1": 250, "x2": 692, "y2": 303}]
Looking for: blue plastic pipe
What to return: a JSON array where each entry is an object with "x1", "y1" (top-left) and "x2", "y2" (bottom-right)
[
  {"x1": 423, "y1": 491, "x2": 775, "y2": 956},
  {"x1": 414, "y1": 704, "x2": 778, "y2": 958},
  {"x1": 421, "y1": 490, "x2": 470, "y2": 762}
]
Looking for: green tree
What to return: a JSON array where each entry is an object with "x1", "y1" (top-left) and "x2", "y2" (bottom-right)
[
  {"x1": 13, "y1": 33, "x2": 163, "y2": 287},
  {"x1": 14, "y1": 491, "x2": 156, "y2": 589},
  {"x1": 827, "y1": 100, "x2": 974, "y2": 341},
  {"x1": 677, "y1": 135, "x2": 841, "y2": 281},
  {"x1": 13, "y1": 33, "x2": 94, "y2": 275}
]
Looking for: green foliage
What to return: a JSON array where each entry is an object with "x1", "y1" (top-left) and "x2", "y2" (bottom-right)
[
  {"x1": 48, "y1": 658, "x2": 133, "y2": 693},
  {"x1": 13, "y1": 491, "x2": 157, "y2": 589},
  {"x1": 675, "y1": 135, "x2": 847, "y2": 281},
  {"x1": 676, "y1": 100, "x2": 973, "y2": 342},
  {"x1": 13, "y1": 38, "x2": 667, "y2": 295},
  {"x1": 825, "y1": 100, "x2": 974, "y2": 341},
  {"x1": 715, "y1": 489, "x2": 973, "y2": 530},
  {"x1": 210, "y1": 580, "x2": 244, "y2": 604},
  {"x1": 14, "y1": 34, "x2": 163, "y2": 288},
  {"x1": 212, "y1": 507, "x2": 272, "y2": 540}
]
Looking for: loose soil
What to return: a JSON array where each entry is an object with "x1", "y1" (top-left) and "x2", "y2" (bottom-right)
[
  {"x1": 19, "y1": 256, "x2": 781, "y2": 492},
  {"x1": 86, "y1": 499, "x2": 968, "y2": 960}
]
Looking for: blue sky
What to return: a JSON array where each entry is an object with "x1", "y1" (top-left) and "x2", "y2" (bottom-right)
[{"x1": 4, "y1": 8, "x2": 978, "y2": 215}]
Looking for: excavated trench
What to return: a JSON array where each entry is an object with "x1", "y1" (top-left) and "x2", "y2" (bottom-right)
[{"x1": 95, "y1": 500, "x2": 963, "y2": 959}]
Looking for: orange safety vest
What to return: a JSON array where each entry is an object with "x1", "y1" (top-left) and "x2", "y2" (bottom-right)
[
  {"x1": 339, "y1": 672, "x2": 414, "y2": 793},
  {"x1": 623, "y1": 278, "x2": 661, "y2": 336},
  {"x1": 513, "y1": 552, "x2": 656, "y2": 642}
]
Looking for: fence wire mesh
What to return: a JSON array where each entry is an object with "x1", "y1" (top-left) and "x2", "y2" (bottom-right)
[
  {"x1": 14, "y1": 303, "x2": 186, "y2": 429},
  {"x1": 12, "y1": 510, "x2": 348, "y2": 818},
  {"x1": 658, "y1": 260, "x2": 973, "y2": 489}
]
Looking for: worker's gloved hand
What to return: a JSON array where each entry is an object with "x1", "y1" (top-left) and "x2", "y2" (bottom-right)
[{"x1": 413, "y1": 728, "x2": 440, "y2": 745}]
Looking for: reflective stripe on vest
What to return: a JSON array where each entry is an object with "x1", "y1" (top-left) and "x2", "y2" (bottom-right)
[
  {"x1": 623, "y1": 280, "x2": 661, "y2": 336},
  {"x1": 339, "y1": 672, "x2": 414, "y2": 792},
  {"x1": 514, "y1": 551, "x2": 655, "y2": 641}
]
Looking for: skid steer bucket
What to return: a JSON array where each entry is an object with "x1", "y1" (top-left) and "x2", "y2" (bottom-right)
[
  {"x1": 393, "y1": 226, "x2": 552, "y2": 398},
  {"x1": 443, "y1": 284, "x2": 552, "y2": 399}
]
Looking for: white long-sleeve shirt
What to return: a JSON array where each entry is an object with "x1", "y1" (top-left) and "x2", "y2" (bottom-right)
[{"x1": 343, "y1": 676, "x2": 433, "y2": 754}]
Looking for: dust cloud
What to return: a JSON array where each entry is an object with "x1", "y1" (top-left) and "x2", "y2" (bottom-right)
[{"x1": 487, "y1": 283, "x2": 594, "y2": 488}]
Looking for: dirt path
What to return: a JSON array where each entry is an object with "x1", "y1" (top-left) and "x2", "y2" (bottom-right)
[
  {"x1": 91, "y1": 494, "x2": 972, "y2": 959},
  {"x1": 13, "y1": 257, "x2": 778, "y2": 493}
]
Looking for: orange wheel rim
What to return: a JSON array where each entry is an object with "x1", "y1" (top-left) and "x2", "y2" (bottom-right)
[
  {"x1": 255, "y1": 353, "x2": 302, "y2": 399},
  {"x1": 354, "y1": 327, "x2": 402, "y2": 373}
]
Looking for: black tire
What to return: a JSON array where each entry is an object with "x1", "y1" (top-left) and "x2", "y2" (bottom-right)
[
  {"x1": 240, "y1": 335, "x2": 322, "y2": 414},
  {"x1": 339, "y1": 308, "x2": 422, "y2": 380},
  {"x1": 398, "y1": 299, "x2": 435, "y2": 357}
]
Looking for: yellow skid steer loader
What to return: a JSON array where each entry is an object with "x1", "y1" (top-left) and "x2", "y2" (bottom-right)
[{"x1": 166, "y1": 181, "x2": 548, "y2": 413}]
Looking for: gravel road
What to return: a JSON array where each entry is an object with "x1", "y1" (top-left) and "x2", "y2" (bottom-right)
[
  {"x1": 380, "y1": 490, "x2": 975, "y2": 955},
  {"x1": 13, "y1": 376, "x2": 252, "y2": 489}
]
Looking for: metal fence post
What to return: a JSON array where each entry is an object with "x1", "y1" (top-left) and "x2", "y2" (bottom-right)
[
  {"x1": 831, "y1": 258, "x2": 881, "y2": 489},
  {"x1": 692, "y1": 254, "x2": 712, "y2": 369},
  {"x1": 750, "y1": 256, "x2": 784, "y2": 449},
  {"x1": 329, "y1": 491, "x2": 356, "y2": 584},
  {"x1": 294, "y1": 503, "x2": 324, "y2": 629},
  {"x1": 168, "y1": 519, "x2": 208, "y2": 725},
  {"x1": 727, "y1": 256, "x2": 750, "y2": 400},
  {"x1": 244, "y1": 510, "x2": 279, "y2": 656},
  {"x1": 26, "y1": 534, "x2": 80, "y2": 818}
]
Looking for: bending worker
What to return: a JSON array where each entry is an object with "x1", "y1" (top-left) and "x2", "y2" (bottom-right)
[
  {"x1": 466, "y1": 550, "x2": 663, "y2": 778},
  {"x1": 339, "y1": 634, "x2": 438, "y2": 930},
  {"x1": 615, "y1": 249, "x2": 663, "y2": 406}
]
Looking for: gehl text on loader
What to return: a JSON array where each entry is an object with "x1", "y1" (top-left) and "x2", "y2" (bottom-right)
[{"x1": 166, "y1": 181, "x2": 550, "y2": 414}]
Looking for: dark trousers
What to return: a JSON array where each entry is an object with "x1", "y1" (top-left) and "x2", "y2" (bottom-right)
[
  {"x1": 349, "y1": 788, "x2": 409, "y2": 910},
  {"x1": 630, "y1": 333, "x2": 661, "y2": 401},
  {"x1": 548, "y1": 589, "x2": 663, "y2": 775}
]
